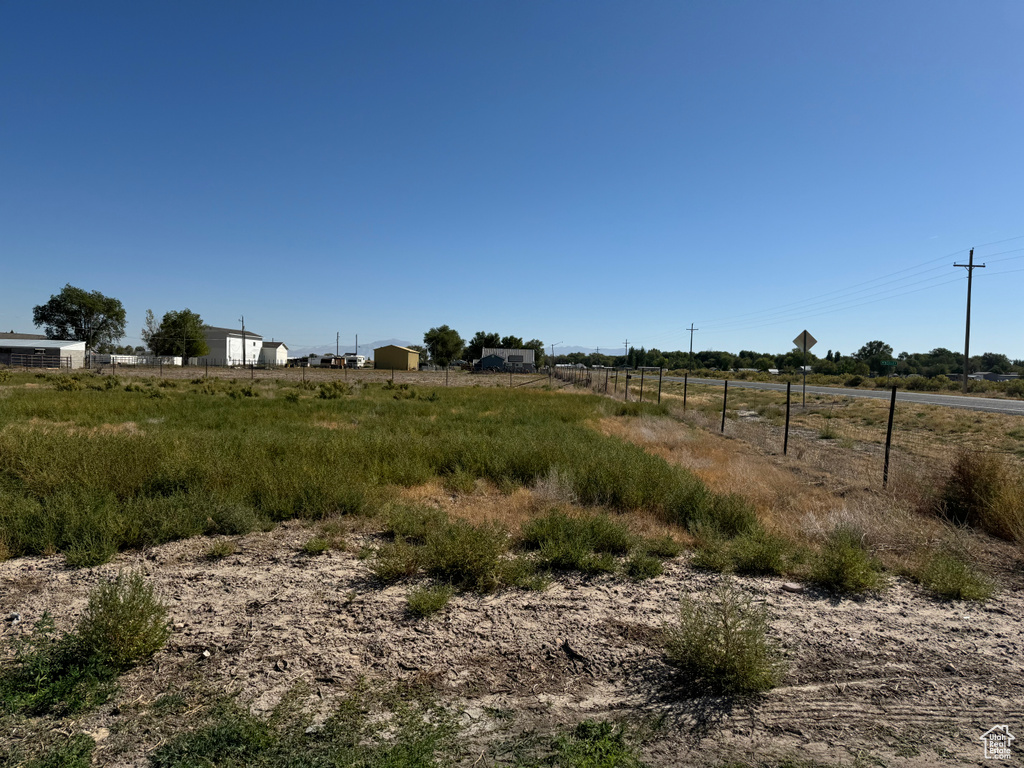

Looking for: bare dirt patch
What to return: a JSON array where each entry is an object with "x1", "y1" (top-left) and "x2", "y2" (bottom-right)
[{"x1": 2, "y1": 519, "x2": 1021, "y2": 767}]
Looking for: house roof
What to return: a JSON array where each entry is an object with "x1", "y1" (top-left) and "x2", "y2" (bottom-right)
[
  {"x1": 0, "y1": 332, "x2": 48, "y2": 340},
  {"x1": 203, "y1": 326, "x2": 263, "y2": 339},
  {"x1": 0, "y1": 338, "x2": 86, "y2": 350},
  {"x1": 262, "y1": 341, "x2": 287, "y2": 348}
]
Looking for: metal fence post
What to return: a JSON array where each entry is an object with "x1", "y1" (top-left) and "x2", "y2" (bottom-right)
[
  {"x1": 721, "y1": 380, "x2": 729, "y2": 433},
  {"x1": 658, "y1": 367, "x2": 663, "y2": 403},
  {"x1": 639, "y1": 369, "x2": 645, "y2": 402},
  {"x1": 783, "y1": 381, "x2": 791, "y2": 456},
  {"x1": 883, "y1": 385, "x2": 897, "y2": 488},
  {"x1": 683, "y1": 372, "x2": 688, "y2": 412}
]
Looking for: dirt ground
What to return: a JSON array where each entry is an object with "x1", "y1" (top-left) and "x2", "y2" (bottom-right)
[{"x1": 2, "y1": 517, "x2": 1022, "y2": 767}]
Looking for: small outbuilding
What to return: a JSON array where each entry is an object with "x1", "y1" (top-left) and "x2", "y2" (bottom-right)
[
  {"x1": 259, "y1": 341, "x2": 288, "y2": 367},
  {"x1": 374, "y1": 345, "x2": 420, "y2": 371},
  {"x1": 0, "y1": 333, "x2": 86, "y2": 369}
]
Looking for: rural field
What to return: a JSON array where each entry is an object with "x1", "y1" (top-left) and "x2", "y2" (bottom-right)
[{"x1": 1, "y1": 368, "x2": 1022, "y2": 767}]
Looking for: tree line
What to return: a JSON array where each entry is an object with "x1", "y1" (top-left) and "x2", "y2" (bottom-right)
[
  {"x1": 421, "y1": 327, "x2": 546, "y2": 367},
  {"x1": 22, "y1": 285, "x2": 1024, "y2": 377},
  {"x1": 553, "y1": 341, "x2": 1024, "y2": 377},
  {"x1": 28, "y1": 284, "x2": 210, "y2": 358}
]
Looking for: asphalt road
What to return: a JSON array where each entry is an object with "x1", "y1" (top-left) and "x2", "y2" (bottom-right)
[{"x1": 661, "y1": 376, "x2": 1024, "y2": 416}]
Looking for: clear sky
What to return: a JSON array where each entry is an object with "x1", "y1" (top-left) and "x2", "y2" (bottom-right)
[{"x1": 2, "y1": 1, "x2": 1022, "y2": 358}]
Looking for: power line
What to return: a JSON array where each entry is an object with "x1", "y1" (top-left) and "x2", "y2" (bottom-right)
[{"x1": 645, "y1": 236, "x2": 1023, "y2": 347}]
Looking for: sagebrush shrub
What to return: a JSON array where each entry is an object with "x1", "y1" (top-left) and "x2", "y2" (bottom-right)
[
  {"x1": 424, "y1": 520, "x2": 507, "y2": 592},
  {"x1": 77, "y1": 571, "x2": 171, "y2": 668},
  {"x1": 663, "y1": 580, "x2": 784, "y2": 693},
  {"x1": 916, "y1": 551, "x2": 994, "y2": 601},
  {"x1": 406, "y1": 585, "x2": 452, "y2": 618},
  {"x1": 0, "y1": 572, "x2": 169, "y2": 715},
  {"x1": 809, "y1": 526, "x2": 883, "y2": 595}
]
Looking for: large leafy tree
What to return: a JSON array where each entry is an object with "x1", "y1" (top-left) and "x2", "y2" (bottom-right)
[
  {"x1": 466, "y1": 331, "x2": 501, "y2": 361},
  {"x1": 854, "y1": 340, "x2": 894, "y2": 374},
  {"x1": 148, "y1": 309, "x2": 210, "y2": 361},
  {"x1": 423, "y1": 325, "x2": 464, "y2": 367},
  {"x1": 32, "y1": 284, "x2": 127, "y2": 350}
]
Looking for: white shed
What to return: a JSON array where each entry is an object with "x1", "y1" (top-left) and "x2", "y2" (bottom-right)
[{"x1": 259, "y1": 341, "x2": 288, "y2": 366}]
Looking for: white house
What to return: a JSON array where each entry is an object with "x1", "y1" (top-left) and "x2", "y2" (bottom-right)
[
  {"x1": 0, "y1": 333, "x2": 86, "y2": 369},
  {"x1": 199, "y1": 327, "x2": 263, "y2": 366},
  {"x1": 258, "y1": 341, "x2": 288, "y2": 366}
]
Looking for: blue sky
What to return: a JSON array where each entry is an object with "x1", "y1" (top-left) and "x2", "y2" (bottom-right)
[{"x1": 2, "y1": 1, "x2": 1022, "y2": 358}]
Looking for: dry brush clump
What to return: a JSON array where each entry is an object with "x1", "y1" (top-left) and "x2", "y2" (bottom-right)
[
  {"x1": 662, "y1": 579, "x2": 785, "y2": 694},
  {"x1": 929, "y1": 449, "x2": 1024, "y2": 543}
]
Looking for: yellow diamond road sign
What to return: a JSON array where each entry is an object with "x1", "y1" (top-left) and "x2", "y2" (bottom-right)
[{"x1": 793, "y1": 330, "x2": 817, "y2": 352}]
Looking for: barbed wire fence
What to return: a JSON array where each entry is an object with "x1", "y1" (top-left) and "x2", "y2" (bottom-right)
[{"x1": 550, "y1": 366, "x2": 1024, "y2": 494}]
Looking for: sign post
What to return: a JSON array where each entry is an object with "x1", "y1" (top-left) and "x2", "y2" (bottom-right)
[
  {"x1": 793, "y1": 330, "x2": 817, "y2": 408},
  {"x1": 881, "y1": 360, "x2": 897, "y2": 379}
]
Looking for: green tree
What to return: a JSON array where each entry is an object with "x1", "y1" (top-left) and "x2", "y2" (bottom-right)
[
  {"x1": 423, "y1": 325, "x2": 464, "y2": 366},
  {"x1": 980, "y1": 352, "x2": 1011, "y2": 374},
  {"x1": 32, "y1": 284, "x2": 127, "y2": 350},
  {"x1": 149, "y1": 309, "x2": 210, "y2": 361},
  {"x1": 524, "y1": 338, "x2": 546, "y2": 367},
  {"x1": 500, "y1": 335, "x2": 524, "y2": 350},
  {"x1": 854, "y1": 340, "x2": 894, "y2": 374},
  {"x1": 754, "y1": 356, "x2": 773, "y2": 372},
  {"x1": 141, "y1": 309, "x2": 158, "y2": 351},
  {"x1": 466, "y1": 331, "x2": 501, "y2": 361}
]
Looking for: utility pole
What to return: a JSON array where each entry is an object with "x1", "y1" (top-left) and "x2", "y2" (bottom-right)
[
  {"x1": 336, "y1": 331, "x2": 339, "y2": 357},
  {"x1": 954, "y1": 248, "x2": 985, "y2": 394},
  {"x1": 551, "y1": 341, "x2": 561, "y2": 368},
  {"x1": 687, "y1": 324, "x2": 698, "y2": 369},
  {"x1": 239, "y1": 315, "x2": 246, "y2": 367},
  {"x1": 623, "y1": 339, "x2": 629, "y2": 367}
]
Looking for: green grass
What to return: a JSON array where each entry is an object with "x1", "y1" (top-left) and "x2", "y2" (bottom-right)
[
  {"x1": 691, "y1": 526, "x2": 798, "y2": 577},
  {"x1": 21, "y1": 733, "x2": 96, "y2": 768},
  {"x1": 662, "y1": 579, "x2": 784, "y2": 694},
  {"x1": 204, "y1": 540, "x2": 237, "y2": 559},
  {"x1": 914, "y1": 550, "x2": 995, "y2": 601},
  {"x1": 625, "y1": 552, "x2": 663, "y2": 580},
  {"x1": 300, "y1": 537, "x2": 331, "y2": 555},
  {"x1": 0, "y1": 379, "x2": 748, "y2": 565},
  {"x1": 423, "y1": 519, "x2": 509, "y2": 592},
  {"x1": 521, "y1": 511, "x2": 634, "y2": 574},
  {"x1": 527, "y1": 720, "x2": 648, "y2": 768},
  {"x1": 808, "y1": 526, "x2": 883, "y2": 595},
  {"x1": 407, "y1": 585, "x2": 453, "y2": 618},
  {"x1": 149, "y1": 682, "x2": 457, "y2": 768},
  {"x1": 0, "y1": 571, "x2": 169, "y2": 715}
]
